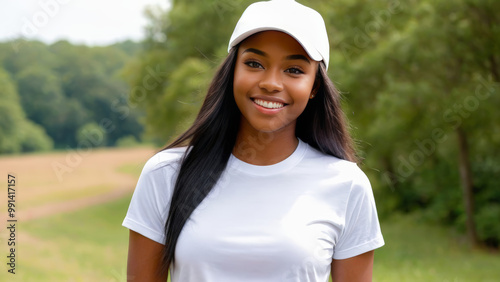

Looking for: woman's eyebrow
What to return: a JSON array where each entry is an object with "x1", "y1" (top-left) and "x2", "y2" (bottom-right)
[
  {"x1": 242, "y1": 48, "x2": 267, "y2": 57},
  {"x1": 285, "y1": 54, "x2": 311, "y2": 64},
  {"x1": 242, "y1": 48, "x2": 311, "y2": 64}
]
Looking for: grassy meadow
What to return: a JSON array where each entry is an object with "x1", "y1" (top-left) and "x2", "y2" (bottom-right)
[{"x1": 0, "y1": 149, "x2": 499, "y2": 281}]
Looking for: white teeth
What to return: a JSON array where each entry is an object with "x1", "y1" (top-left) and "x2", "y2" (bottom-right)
[{"x1": 254, "y1": 99, "x2": 284, "y2": 109}]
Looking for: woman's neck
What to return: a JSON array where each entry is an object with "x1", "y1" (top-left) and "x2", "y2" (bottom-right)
[{"x1": 232, "y1": 122, "x2": 299, "y2": 166}]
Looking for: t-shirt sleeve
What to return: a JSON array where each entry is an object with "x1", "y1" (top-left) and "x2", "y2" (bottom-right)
[
  {"x1": 122, "y1": 153, "x2": 177, "y2": 245},
  {"x1": 333, "y1": 166, "x2": 385, "y2": 260}
]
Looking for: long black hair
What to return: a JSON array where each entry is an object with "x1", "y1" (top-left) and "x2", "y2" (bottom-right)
[{"x1": 160, "y1": 46, "x2": 356, "y2": 276}]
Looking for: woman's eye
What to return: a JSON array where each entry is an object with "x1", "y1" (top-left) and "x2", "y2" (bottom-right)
[
  {"x1": 245, "y1": 61, "x2": 263, "y2": 69},
  {"x1": 286, "y1": 67, "x2": 304, "y2": 74}
]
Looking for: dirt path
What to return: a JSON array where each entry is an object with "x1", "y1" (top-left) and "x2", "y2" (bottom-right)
[{"x1": 0, "y1": 146, "x2": 156, "y2": 221}]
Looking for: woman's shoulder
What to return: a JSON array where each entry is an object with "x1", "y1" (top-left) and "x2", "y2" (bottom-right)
[
  {"x1": 142, "y1": 146, "x2": 188, "y2": 174},
  {"x1": 303, "y1": 143, "x2": 370, "y2": 186},
  {"x1": 303, "y1": 142, "x2": 358, "y2": 169}
]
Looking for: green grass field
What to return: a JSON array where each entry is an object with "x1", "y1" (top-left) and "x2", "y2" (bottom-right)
[
  {"x1": 2, "y1": 196, "x2": 498, "y2": 281},
  {"x1": 374, "y1": 214, "x2": 500, "y2": 282},
  {"x1": 4, "y1": 196, "x2": 131, "y2": 281}
]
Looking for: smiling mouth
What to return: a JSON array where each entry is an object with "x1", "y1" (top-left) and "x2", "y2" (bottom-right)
[{"x1": 252, "y1": 98, "x2": 286, "y2": 109}]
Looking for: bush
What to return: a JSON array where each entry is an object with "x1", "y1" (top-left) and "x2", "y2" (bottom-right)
[
  {"x1": 476, "y1": 204, "x2": 500, "y2": 247},
  {"x1": 19, "y1": 121, "x2": 54, "y2": 152},
  {"x1": 116, "y1": 135, "x2": 140, "y2": 147},
  {"x1": 76, "y1": 122, "x2": 107, "y2": 148}
]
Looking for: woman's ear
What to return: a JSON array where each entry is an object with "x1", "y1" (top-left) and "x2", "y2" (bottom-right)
[{"x1": 310, "y1": 76, "x2": 320, "y2": 99}]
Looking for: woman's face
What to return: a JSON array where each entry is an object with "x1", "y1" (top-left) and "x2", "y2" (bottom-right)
[{"x1": 233, "y1": 31, "x2": 319, "y2": 135}]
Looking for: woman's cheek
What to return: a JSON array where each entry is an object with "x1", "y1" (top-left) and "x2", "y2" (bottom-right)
[{"x1": 289, "y1": 80, "x2": 315, "y2": 104}]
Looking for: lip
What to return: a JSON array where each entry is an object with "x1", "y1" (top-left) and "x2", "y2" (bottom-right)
[
  {"x1": 250, "y1": 95, "x2": 288, "y2": 105},
  {"x1": 250, "y1": 96, "x2": 288, "y2": 115}
]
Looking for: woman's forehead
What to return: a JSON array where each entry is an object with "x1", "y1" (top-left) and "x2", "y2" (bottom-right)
[{"x1": 238, "y1": 31, "x2": 312, "y2": 59}]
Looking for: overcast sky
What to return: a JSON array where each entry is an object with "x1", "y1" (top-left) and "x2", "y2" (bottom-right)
[{"x1": 0, "y1": 0, "x2": 170, "y2": 46}]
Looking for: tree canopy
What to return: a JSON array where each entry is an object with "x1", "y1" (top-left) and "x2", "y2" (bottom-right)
[
  {"x1": 0, "y1": 67, "x2": 53, "y2": 153},
  {"x1": 0, "y1": 39, "x2": 145, "y2": 152}
]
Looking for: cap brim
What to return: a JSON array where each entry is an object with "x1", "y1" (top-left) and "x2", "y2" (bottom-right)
[{"x1": 229, "y1": 28, "x2": 323, "y2": 63}]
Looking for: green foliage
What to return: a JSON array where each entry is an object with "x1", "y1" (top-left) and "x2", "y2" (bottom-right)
[
  {"x1": 76, "y1": 122, "x2": 107, "y2": 148},
  {"x1": 116, "y1": 135, "x2": 140, "y2": 148},
  {"x1": 15, "y1": 65, "x2": 70, "y2": 145},
  {"x1": 156, "y1": 58, "x2": 213, "y2": 141},
  {"x1": 2, "y1": 40, "x2": 57, "y2": 75},
  {"x1": 472, "y1": 157, "x2": 500, "y2": 246},
  {"x1": 0, "y1": 39, "x2": 145, "y2": 152},
  {"x1": 18, "y1": 121, "x2": 54, "y2": 152},
  {"x1": 476, "y1": 204, "x2": 500, "y2": 247},
  {"x1": 346, "y1": 0, "x2": 499, "y2": 246},
  {"x1": 112, "y1": 39, "x2": 143, "y2": 56},
  {"x1": 16, "y1": 66, "x2": 65, "y2": 122},
  {"x1": 0, "y1": 68, "x2": 53, "y2": 154}
]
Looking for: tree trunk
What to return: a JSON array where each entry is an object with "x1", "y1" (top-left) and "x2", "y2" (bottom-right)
[
  {"x1": 456, "y1": 126, "x2": 478, "y2": 245},
  {"x1": 489, "y1": 54, "x2": 500, "y2": 82}
]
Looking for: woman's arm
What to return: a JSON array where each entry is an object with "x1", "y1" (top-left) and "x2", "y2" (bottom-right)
[
  {"x1": 330, "y1": 250, "x2": 374, "y2": 282},
  {"x1": 127, "y1": 230, "x2": 168, "y2": 282}
]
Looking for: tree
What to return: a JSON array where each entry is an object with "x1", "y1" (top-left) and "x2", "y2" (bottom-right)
[
  {"x1": 2, "y1": 40, "x2": 56, "y2": 76},
  {"x1": 332, "y1": 0, "x2": 499, "y2": 246},
  {"x1": 0, "y1": 37, "x2": 145, "y2": 151},
  {"x1": 0, "y1": 68, "x2": 53, "y2": 153},
  {"x1": 49, "y1": 40, "x2": 144, "y2": 147},
  {"x1": 16, "y1": 66, "x2": 67, "y2": 142}
]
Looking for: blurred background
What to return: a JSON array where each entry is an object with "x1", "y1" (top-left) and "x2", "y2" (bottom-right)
[{"x1": 0, "y1": 0, "x2": 499, "y2": 281}]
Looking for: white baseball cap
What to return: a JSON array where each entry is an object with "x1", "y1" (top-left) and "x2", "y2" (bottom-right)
[{"x1": 228, "y1": 0, "x2": 330, "y2": 69}]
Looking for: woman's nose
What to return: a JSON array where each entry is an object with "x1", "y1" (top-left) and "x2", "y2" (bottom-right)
[{"x1": 258, "y1": 69, "x2": 283, "y2": 93}]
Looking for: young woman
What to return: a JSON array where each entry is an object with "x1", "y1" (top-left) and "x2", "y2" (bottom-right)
[{"x1": 123, "y1": 1, "x2": 384, "y2": 281}]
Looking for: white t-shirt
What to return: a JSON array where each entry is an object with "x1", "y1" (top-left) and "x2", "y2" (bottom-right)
[{"x1": 123, "y1": 139, "x2": 384, "y2": 282}]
